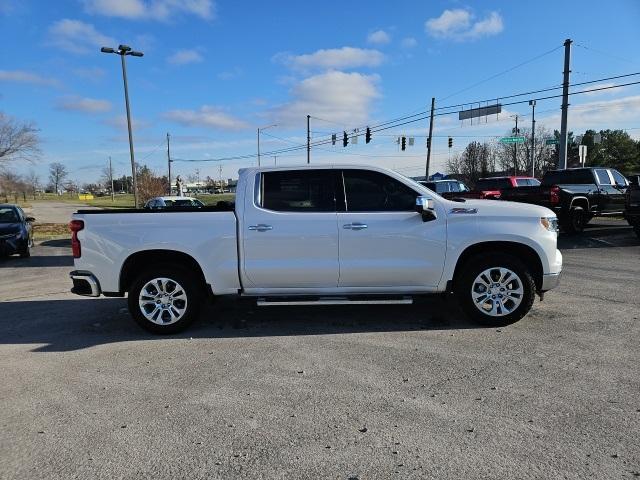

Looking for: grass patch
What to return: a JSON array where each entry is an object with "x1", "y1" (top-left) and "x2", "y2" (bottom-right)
[{"x1": 33, "y1": 223, "x2": 70, "y2": 241}]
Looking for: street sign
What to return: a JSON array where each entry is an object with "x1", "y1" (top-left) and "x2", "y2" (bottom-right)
[
  {"x1": 579, "y1": 145, "x2": 587, "y2": 166},
  {"x1": 500, "y1": 136, "x2": 525, "y2": 144},
  {"x1": 545, "y1": 138, "x2": 559, "y2": 145}
]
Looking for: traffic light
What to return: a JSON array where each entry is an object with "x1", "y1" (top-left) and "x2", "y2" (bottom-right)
[
  {"x1": 365, "y1": 127, "x2": 371, "y2": 144},
  {"x1": 426, "y1": 137, "x2": 431, "y2": 149},
  {"x1": 343, "y1": 131, "x2": 348, "y2": 147},
  {"x1": 448, "y1": 137, "x2": 453, "y2": 148},
  {"x1": 401, "y1": 136, "x2": 406, "y2": 151},
  {"x1": 331, "y1": 133, "x2": 337, "y2": 145}
]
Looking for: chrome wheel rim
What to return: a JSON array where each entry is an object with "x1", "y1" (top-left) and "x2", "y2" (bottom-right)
[
  {"x1": 471, "y1": 267, "x2": 524, "y2": 317},
  {"x1": 138, "y1": 277, "x2": 188, "y2": 325}
]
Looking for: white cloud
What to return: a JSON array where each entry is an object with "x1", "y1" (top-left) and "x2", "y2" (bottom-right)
[
  {"x1": 167, "y1": 49, "x2": 203, "y2": 65},
  {"x1": 57, "y1": 95, "x2": 112, "y2": 113},
  {"x1": 276, "y1": 47, "x2": 385, "y2": 72},
  {"x1": 217, "y1": 67, "x2": 242, "y2": 80},
  {"x1": 81, "y1": 0, "x2": 215, "y2": 21},
  {"x1": 163, "y1": 106, "x2": 249, "y2": 130},
  {"x1": 0, "y1": 69, "x2": 59, "y2": 87},
  {"x1": 539, "y1": 95, "x2": 640, "y2": 133},
  {"x1": 48, "y1": 19, "x2": 115, "y2": 54},
  {"x1": 367, "y1": 30, "x2": 391, "y2": 45},
  {"x1": 104, "y1": 114, "x2": 151, "y2": 131},
  {"x1": 401, "y1": 37, "x2": 417, "y2": 48},
  {"x1": 581, "y1": 83, "x2": 623, "y2": 96},
  {"x1": 271, "y1": 70, "x2": 380, "y2": 128},
  {"x1": 425, "y1": 9, "x2": 503, "y2": 41}
]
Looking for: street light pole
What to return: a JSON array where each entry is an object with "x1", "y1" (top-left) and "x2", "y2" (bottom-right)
[{"x1": 101, "y1": 45, "x2": 144, "y2": 208}]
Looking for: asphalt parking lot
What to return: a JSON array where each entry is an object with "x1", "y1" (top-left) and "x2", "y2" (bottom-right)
[{"x1": 1, "y1": 218, "x2": 639, "y2": 479}]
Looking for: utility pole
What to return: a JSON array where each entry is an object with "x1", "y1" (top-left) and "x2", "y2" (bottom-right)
[
  {"x1": 529, "y1": 100, "x2": 536, "y2": 177},
  {"x1": 559, "y1": 38, "x2": 572, "y2": 170},
  {"x1": 166, "y1": 132, "x2": 172, "y2": 195},
  {"x1": 306, "y1": 115, "x2": 311, "y2": 164},
  {"x1": 513, "y1": 115, "x2": 519, "y2": 175},
  {"x1": 109, "y1": 156, "x2": 114, "y2": 202},
  {"x1": 273, "y1": 155, "x2": 277, "y2": 166},
  {"x1": 425, "y1": 97, "x2": 435, "y2": 179},
  {"x1": 257, "y1": 127, "x2": 261, "y2": 167}
]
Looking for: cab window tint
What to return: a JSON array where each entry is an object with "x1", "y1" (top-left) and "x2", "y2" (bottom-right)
[
  {"x1": 261, "y1": 170, "x2": 336, "y2": 212},
  {"x1": 610, "y1": 170, "x2": 627, "y2": 186},
  {"x1": 594, "y1": 169, "x2": 611, "y2": 185},
  {"x1": 343, "y1": 169, "x2": 417, "y2": 212}
]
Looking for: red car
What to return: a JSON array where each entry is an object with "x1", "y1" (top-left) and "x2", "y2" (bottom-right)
[{"x1": 470, "y1": 176, "x2": 541, "y2": 199}]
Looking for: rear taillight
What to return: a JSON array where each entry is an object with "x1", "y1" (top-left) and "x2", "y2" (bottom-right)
[
  {"x1": 550, "y1": 186, "x2": 560, "y2": 205},
  {"x1": 69, "y1": 220, "x2": 84, "y2": 258}
]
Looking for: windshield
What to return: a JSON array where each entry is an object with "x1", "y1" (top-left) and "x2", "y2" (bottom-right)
[
  {"x1": 165, "y1": 199, "x2": 204, "y2": 207},
  {"x1": 0, "y1": 207, "x2": 19, "y2": 223},
  {"x1": 476, "y1": 178, "x2": 512, "y2": 190}
]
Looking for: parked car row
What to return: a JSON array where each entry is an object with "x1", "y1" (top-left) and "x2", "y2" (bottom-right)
[{"x1": 425, "y1": 167, "x2": 636, "y2": 236}]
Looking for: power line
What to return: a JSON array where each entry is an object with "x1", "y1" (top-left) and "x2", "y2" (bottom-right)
[
  {"x1": 171, "y1": 79, "x2": 640, "y2": 163},
  {"x1": 440, "y1": 45, "x2": 564, "y2": 101}
]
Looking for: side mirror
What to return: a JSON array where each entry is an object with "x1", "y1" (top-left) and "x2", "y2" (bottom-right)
[
  {"x1": 25, "y1": 216, "x2": 35, "y2": 222},
  {"x1": 415, "y1": 196, "x2": 437, "y2": 222}
]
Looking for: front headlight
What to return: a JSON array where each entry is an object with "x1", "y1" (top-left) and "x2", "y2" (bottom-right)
[{"x1": 540, "y1": 216, "x2": 559, "y2": 232}]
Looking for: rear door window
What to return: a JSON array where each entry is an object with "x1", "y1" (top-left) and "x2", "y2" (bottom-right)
[
  {"x1": 594, "y1": 169, "x2": 612, "y2": 185},
  {"x1": 261, "y1": 170, "x2": 337, "y2": 212},
  {"x1": 342, "y1": 170, "x2": 418, "y2": 212}
]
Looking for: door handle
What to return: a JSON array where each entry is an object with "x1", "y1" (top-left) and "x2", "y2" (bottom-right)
[
  {"x1": 248, "y1": 224, "x2": 273, "y2": 232},
  {"x1": 343, "y1": 223, "x2": 368, "y2": 230}
]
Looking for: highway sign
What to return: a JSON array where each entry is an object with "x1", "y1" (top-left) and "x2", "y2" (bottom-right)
[{"x1": 545, "y1": 138, "x2": 559, "y2": 145}]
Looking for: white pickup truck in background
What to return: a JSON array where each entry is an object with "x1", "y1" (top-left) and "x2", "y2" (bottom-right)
[{"x1": 69, "y1": 165, "x2": 562, "y2": 333}]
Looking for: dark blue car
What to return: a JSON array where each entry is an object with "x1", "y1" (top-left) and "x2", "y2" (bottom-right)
[{"x1": 0, "y1": 204, "x2": 34, "y2": 258}]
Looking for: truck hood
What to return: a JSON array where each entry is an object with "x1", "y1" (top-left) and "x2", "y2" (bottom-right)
[{"x1": 448, "y1": 199, "x2": 556, "y2": 218}]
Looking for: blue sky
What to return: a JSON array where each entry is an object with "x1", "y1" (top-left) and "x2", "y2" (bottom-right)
[{"x1": 1, "y1": 0, "x2": 639, "y2": 184}]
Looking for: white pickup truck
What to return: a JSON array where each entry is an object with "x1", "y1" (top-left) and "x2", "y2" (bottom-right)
[{"x1": 69, "y1": 165, "x2": 562, "y2": 333}]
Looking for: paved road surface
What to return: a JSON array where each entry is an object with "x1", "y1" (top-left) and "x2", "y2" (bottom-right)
[
  {"x1": 1, "y1": 219, "x2": 638, "y2": 479},
  {"x1": 27, "y1": 201, "x2": 100, "y2": 224}
]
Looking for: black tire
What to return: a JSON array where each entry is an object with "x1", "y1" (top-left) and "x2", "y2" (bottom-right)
[
  {"x1": 128, "y1": 264, "x2": 203, "y2": 334},
  {"x1": 19, "y1": 241, "x2": 30, "y2": 258},
  {"x1": 455, "y1": 253, "x2": 536, "y2": 327},
  {"x1": 563, "y1": 206, "x2": 585, "y2": 234}
]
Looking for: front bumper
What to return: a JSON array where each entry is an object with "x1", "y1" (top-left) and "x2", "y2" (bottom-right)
[
  {"x1": 70, "y1": 270, "x2": 101, "y2": 297},
  {"x1": 0, "y1": 235, "x2": 25, "y2": 256},
  {"x1": 541, "y1": 271, "x2": 562, "y2": 291}
]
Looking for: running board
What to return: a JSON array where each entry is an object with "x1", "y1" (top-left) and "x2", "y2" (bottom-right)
[{"x1": 256, "y1": 296, "x2": 413, "y2": 306}]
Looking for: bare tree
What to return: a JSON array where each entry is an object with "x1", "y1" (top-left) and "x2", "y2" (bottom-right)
[
  {"x1": 49, "y1": 162, "x2": 68, "y2": 194},
  {"x1": 25, "y1": 169, "x2": 40, "y2": 199},
  {"x1": 0, "y1": 170, "x2": 28, "y2": 202},
  {"x1": 495, "y1": 126, "x2": 557, "y2": 177},
  {"x1": 0, "y1": 113, "x2": 40, "y2": 165},
  {"x1": 446, "y1": 141, "x2": 494, "y2": 185}
]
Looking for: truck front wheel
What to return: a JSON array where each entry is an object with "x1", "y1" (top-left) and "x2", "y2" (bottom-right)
[
  {"x1": 455, "y1": 253, "x2": 536, "y2": 327},
  {"x1": 564, "y1": 206, "x2": 586, "y2": 234},
  {"x1": 128, "y1": 265, "x2": 203, "y2": 334}
]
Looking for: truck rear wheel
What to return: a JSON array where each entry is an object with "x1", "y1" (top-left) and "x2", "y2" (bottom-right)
[
  {"x1": 455, "y1": 253, "x2": 536, "y2": 327},
  {"x1": 128, "y1": 265, "x2": 203, "y2": 334}
]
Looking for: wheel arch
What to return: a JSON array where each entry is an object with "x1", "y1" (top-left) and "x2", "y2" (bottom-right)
[
  {"x1": 120, "y1": 249, "x2": 208, "y2": 294},
  {"x1": 569, "y1": 196, "x2": 589, "y2": 211},
  {"x1": 451, "y1": 241, "x2": 544, "y2": 291}
]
